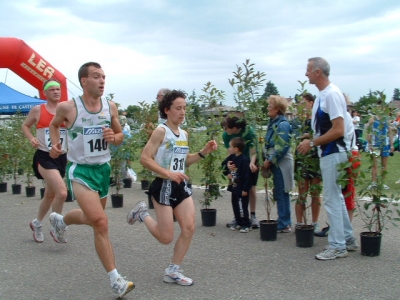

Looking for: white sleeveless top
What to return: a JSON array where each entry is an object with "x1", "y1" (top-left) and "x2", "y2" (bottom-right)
[
  {"x1": 67, "y1": 96, "x2": 111, "y2": 164},
  {"x1": 154, "y1": 124, "x2": 189, "y2": 176}
]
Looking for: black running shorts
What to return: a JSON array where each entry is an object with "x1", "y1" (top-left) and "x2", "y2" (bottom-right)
[
  {"x1": 32, "y1": 149, "x2": 67, "y2": 179},
  {"x1": 149, "y1": 177, "x2": 192, "y2": 209}
]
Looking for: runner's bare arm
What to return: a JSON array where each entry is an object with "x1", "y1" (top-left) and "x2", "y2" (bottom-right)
[
  {"x1": 22, "y1": 105, "x2": 40, "y2": 148},
  {"x1": 105, "y1": 101, "x2": 124, "y2": 145},
  {"x1": 49, "y1": 102, "x2": 69, "y2": 158},
  {"x1": 140, "y1": 127, "x2": 188, "y2": 183},
  {"x1": 186, "y1": 139, "x2": 218, "y2": 166}
]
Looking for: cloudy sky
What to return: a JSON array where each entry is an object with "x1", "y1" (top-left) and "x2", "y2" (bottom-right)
[{"x1": 0, "y1": 0, "x2": 399, "y2": 109}]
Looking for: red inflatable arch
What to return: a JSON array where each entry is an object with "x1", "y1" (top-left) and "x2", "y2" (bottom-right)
[{"x1": 0, "y1": 37, "x2": 68, "y2": 101}]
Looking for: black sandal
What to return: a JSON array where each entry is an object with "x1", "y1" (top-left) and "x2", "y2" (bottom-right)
[{"x1": 314, "y1": 223, "x2": 329, "y2": 237}]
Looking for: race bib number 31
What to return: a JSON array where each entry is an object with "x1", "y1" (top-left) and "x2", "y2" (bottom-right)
[
  {"x1": 83, "y1": 126, "x2": 108, "y2": 157},
  {"x1": 169, "y1": 146, "x2": 189, "y2": 173}
]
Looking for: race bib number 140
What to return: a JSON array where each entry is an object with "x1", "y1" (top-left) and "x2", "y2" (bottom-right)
[{"x1": 83, "y1": 126, "x2": 108, "y2": 157}]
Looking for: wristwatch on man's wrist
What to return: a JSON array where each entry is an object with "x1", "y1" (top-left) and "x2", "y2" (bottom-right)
[{"x1": 309, "y1": 140, "x2": 314, "y2": 147}]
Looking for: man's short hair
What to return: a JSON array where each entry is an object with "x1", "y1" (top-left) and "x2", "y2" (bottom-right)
[
  {"x1": 78, "y1": 62, "x2": 102, "y2": 87},
  {"x1": 308, "y1": 57, "x2": 330, "y2": 77}
]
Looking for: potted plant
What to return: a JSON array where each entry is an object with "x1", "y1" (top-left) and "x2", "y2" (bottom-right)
[
  {"x1": 40, "y1": 180, "x2": 45, "y2": 199},
  {"x1": 21, "y1": 130, "x2": 37, "y2": 197},
  {"x1": 110, "y1": 143, "x2": 125, "y2": 208},
  {"x1": 7, "y1": 114, "x2": 26, "y2": 194},
  {"x1": 0, "y1": 124, "x2": 11, "y2": 193},
  {"x1": 290, "y1": 86, "x2": 322, "y2": 247},
  {"x1": 228, "y1": 59, "x2": 278, "y2": 240},
  {"x1": 138, "y1": 167, "x2": 153, "y2": 190},
  {"x1": 24, "y1": 171, "x2": 36, "y2": 197},
  {"x1": 197, "y1": 82, "x2": 225, "y2": 226},
  {"x1": 110, "y1": 162, "x2": 124, "y2": 208},
  {"x1": 356, "y1": 92, "x2": 400, "y2": 256}
]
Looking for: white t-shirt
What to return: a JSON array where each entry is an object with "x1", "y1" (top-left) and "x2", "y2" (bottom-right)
[
  {"x1": 352, "y1": 115, "x2": 360, "y2": 130},
  {"x1": 311, "y1": 83, "x2": 351, "y2": 157}
]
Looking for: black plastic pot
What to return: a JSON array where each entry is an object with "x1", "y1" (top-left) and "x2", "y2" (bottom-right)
[
  {"x1": 360, "y1": 232, "x2": 382, "y2": 257},
  {"x1": 25, "y1": 186, "x2": 36, "y2": 197},
  {"x1": 0, "y1": 182, "x2": 7, "y2": 193},
  {"x1": 65, "y1": 190, "x2": 73, "y2": 202},
  {"x1": 141, "y1": 180, "x2": 149, "y2": 190},
  {"x1": 123, "y1": 178, "x2": 132, "y2": 188},
  {"x1": 12, "y1": 184, "x2": 21, "y2": 195},
  {"x1": 145, "y1": 191, "x2": 154, "y2": 209},
  {"x1": 200, "y1": 208, "x2": 217, "y2": 227},
  {"x1": 40, "y1": 187, "x2": 45, "y2": 198},
  {"x1": 295, "y1": 225, "x2": 314, "y2": 247},
  {"x1": 260, "y1": 220, "x2": 278, "y2": 241},
  {"x1": 111, "y1": 194, "x2": 123, "y2": 208}
]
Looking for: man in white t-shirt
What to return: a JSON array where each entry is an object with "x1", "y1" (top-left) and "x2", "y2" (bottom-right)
[
  {"x1": 297, "y1": 57, "x2": 356, "y2": 261},
  {"x1": 352, "y1": 110, "x2": 361, "y2": 150}
]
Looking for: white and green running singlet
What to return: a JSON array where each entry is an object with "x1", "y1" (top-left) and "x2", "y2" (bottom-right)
[{"x1": 67, "y1": 96, "x2": 111, "y2": 164}]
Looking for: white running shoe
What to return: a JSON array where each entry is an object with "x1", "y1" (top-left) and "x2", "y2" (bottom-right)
[
  {"x1": 164, "y1": 269, "x2": 193, "y2": 286},
  {"x1": 111, "y1": 275, "x2": 135, "y2": 298},
  {"x1": 226, "y1": 217, "x2": 236, "y2": 228},
  {"x1": 316, "y1": 248, "x2": 348, "y2": 260},
  {"x1": 30, "y1": 220, "x2": 44, "y2": 243},
  {"x1": 49, "y1": 212, "x2": 67, "y2": 243},
  {"x1": 127, "y1": 201, "x2": 148, "y2": 225},
  {"x1": 251, "y1": 215, "x2": 260, "y2": 228}
]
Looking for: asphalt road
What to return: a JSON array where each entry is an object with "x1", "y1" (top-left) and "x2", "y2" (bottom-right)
[{"x1": 1, "y1": 179, "x2": 399, "y2": 300}]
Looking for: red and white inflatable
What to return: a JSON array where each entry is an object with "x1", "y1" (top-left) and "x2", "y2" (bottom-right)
[{"x1": 0, "y1": 37, "x2": 68, "y2": 101}]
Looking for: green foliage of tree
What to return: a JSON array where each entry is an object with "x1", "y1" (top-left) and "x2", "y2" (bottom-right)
[
  {"x1": 261, "y1": 80, "x2": 279, "y2": 99},
  {"x1": 354, "y1": 90, "x2": 380, "y2": 123},
  {"x1": 125, "y1": 105, "x2": 142, "y2": 120},
  {"x1": 292, "y1": 81, "x2": 322, "y2": 225},
  {"x1": 393, "y1": 88, "x2": 400, "y2": 101},
  {"x1": 228, "y1": 59, "x2": 277, "y2": 218},
  {"x1": 5, "y1": 113, "x2": 27, "y2": 185},
  {"x1": 354, "y1": 91, "x2": 400, "y2": 233},
  {"x1": 197, "y1": 82, "x2": 225, "y2": 208},
  {"x1": 0, "y1": 124, "x2": 12, "y2": 183},
  {"x1": 186, "y1": 90, "x2": 202, "y2": 123}
]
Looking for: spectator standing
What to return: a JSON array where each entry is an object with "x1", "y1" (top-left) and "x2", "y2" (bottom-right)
[
  {"x1": 221, "y1": 137, "x2": 253, "y2": 232},
  {"x1": 263, "y1": 95, "x2": 294, "y2": 233},
  {"x1": 222, "y1": 116, "x2": 260, "y2": 228},
  {"x1": 297, "y1": 57, "x2": 357, "y2": 260}
]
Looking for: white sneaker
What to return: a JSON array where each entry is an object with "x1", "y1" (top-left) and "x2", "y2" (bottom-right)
[
  {"x1": 312, "y1": 222, "x2": 320, "y2": 233},
  {"x1": 316, "y1": 248, "x2": 348, "y2": 260},
  {"x1": 30, "y1": 220, "x2": 44, "y2": 243},
  {"x1": 251, "y1": 216, "x2": 260, "y2": 228},
  {"x1": 127, "y1": 201, "x2": 148, "y2": 225},
  {"x1": 164, "y1": 269, "x2": 193, "y2": 286},
  {"x1": 240, "y1": 226, "x2": 252, "y2": 233},
  {"x1": 383, "y1": 184, "x2": 390, "y2": 190},
  {"x1": 226, "y1": 217, "x2": 236, "y2": 228},
  {"x1": 49, "y1": 212, "x2": 67, "y2": 243},
  {"x1": 111, "y1": 275, "x2": 135, "y2": 298},
  {"x1": 346, "y1": 238, "x2": 359, "y2": 251},
  {"x1": 367, "y1": 182, "x2": 377, "y2": 190}
]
